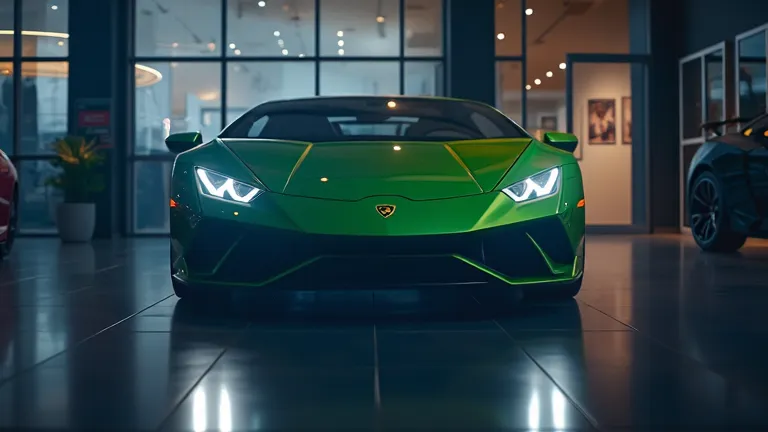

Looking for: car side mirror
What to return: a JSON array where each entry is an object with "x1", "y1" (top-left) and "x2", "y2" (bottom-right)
[
  {"x1": 165, "y1": 132, "x2": 203, "y2": 154},
  {"x1": 543, "y1": 132, "x2": 578, "y2": 153}
]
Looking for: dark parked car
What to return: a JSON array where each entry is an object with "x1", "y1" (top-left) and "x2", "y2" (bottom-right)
[
  {"x1": 0, "y1": 148, "x2": 18, "y2": 259},
  {"x1": 688, "y1": 113, "x2": 768, "y2": 252}
]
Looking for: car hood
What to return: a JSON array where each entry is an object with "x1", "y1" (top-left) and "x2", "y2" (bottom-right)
[{"x1": 221, "y1": 138, "x2": 532, "y2": 201}]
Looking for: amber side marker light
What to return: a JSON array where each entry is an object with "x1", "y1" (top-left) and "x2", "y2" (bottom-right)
[
  {"x1": 170, "y1": 199, "x2": 178, "y2": 208},
  {"x1": 577, "y1": 199, "x2": 585, "y2": 208}
]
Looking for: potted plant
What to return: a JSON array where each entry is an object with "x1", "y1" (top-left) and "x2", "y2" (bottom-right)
[{"x1": 46, "y1": 136, "x2": 107, "y2": 243}]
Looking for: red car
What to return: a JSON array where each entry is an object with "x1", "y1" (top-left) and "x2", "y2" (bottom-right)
[{"x1": 0, "y1": 149, "x2": 18, "y2": 259}]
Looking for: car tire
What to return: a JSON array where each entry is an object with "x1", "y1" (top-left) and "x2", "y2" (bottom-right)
[
  {"x1": 0, "y1": 191, "x2": 18, "y2": 260},
  {"x1": 689, "y1": 171, "x2": 747, "y2": 253}
]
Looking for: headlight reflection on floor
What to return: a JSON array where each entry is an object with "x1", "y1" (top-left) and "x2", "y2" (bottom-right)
[
  {"x1": 528, "y1": 388, "x2": 568, "y2": 431},
  {"x1": 192, "y1": 386, "x2": 233, "y2": 432}
]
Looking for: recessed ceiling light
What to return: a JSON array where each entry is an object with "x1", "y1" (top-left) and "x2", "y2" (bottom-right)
[
  {"x1": 559, "y1": 62, "x2": 567, "y2": 70},
  {"x1": 393, "y1": 145, "x2": 401, "y2": 151},
  {"x1": 338, "y1": 40, "x2": 344, "y2": 47},
  {"x1": 277, "y1": 39, "x2": 284, "y2": 46},
  {"x1": 229, "y1": 43, "x2": 236, "y2": 49},
  {"x1": 234, "y1": 49, "x2": 241, "y2": 55},
  {"x1": 320, "y1": 177, "x2": 328, "y2": 182},
  {"x1": 525, "y1": 8, "x2": 533, "y2": 15},
  {"x1": 281, "y1": 48, "x2": 288, "y2": 55},
  {"x1": 171, "y1": 42, "x2": 178, "y2": 48},
  {"x1": 57, "y1": 41, "x2": 64, "y2": 46},
  {"x1": 534, "y1": 78, "x2": 541, "y2": 85},
  {"x1": 274, "y1": 31, "x2": 280, "y2": 37},
  {"x1": 376, "y1": 16, "x2": 385, "y2": 23},
  {"x1": 525, "y1": 84, "x2": 531, "y2": 90},
  {"x1": 258, "y1": 1, "x2": 266, "y2": 7},
  {"x1": 51, "y1": 5, "x2": 58, "y2": 10},
  {"x1": 387, "y1": 101, "x2": 397, "y2": 108},
  {"x1": 338, "y1": 48, "x2": 345, "y2": 55},
  {"x1": 496, "y1": 32, "x2": 505, "y2": 40},
  {"x1": 337, "y1": 30, "x2": 344, "y2": 37},
  {"x1": 299, "y1": 53, "x2": 305, "y2": 58},
  {"x1": 546, "y1": 71, "x2": 553, "y2": 77}
]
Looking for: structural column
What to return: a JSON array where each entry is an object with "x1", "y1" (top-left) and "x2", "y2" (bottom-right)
[
  {"x1": 446, "y1": 0, "x2": 496, "y2": 105},
  {"x1": 67, "y1": 0, "x2": 129, "y2": 237}
]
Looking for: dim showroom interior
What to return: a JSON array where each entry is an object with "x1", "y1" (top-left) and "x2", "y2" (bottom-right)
[
  {"x1": 1, "y1": 1, "x2": 768, "y2": 432},
  {"x1": 0, "y1": 0, "x2": 660, "y2": 236}
]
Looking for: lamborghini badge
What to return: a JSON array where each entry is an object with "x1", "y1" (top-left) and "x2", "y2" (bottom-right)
[{"x1": 375, "y1": 205, "x2": 396, "y2": 218}]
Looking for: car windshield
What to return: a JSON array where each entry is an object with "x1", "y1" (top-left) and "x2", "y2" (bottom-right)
[{"x1": 219, "y1": 97, "x2": 529, "y2": 142}]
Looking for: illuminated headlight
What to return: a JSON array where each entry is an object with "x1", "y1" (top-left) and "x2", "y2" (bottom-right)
[
  {"x1": 195, "y1": 167, "x2": 261, "y2": 203},
  {"x1": 502, "y1": 167, "x2": 560, "y2": 203}
]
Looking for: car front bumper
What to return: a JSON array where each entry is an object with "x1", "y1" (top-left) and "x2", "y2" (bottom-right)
[{"x1": 171, "y1": 214, "x2": 584, "y2": 291}]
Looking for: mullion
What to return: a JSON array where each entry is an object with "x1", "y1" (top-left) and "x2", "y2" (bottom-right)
[
  {"x1": 399, "y1": 0, "x2": 405, "y2": 95},
  {"x1": 12, "y1": 0, "x2": 21, "y2": 156},
  {"x1": 520, "y1": 0, "x2": 527, "y2": 128},
  {"x1": 314, "y1": 0, "x2": 320, "y2": 96},
  {"x1": 221, "y1": 0, "x2": 228, "y2": 130}
]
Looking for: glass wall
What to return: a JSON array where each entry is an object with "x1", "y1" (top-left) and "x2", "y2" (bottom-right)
[
  {"x1": 0, "y1": 0, "x2": 69, "y2": 233},
  {"x1": 495, "y1": 0, "x2": 637, "y2": 227},
  {"x1": 678, "y1": 43, "x2": 727, "y2": 229},
  {"x1": 736, "y1": 26, "x2": 767, "y2": 120},
  {"x1": 130, "y1": 0, "x2": 444, "y2": 233}
]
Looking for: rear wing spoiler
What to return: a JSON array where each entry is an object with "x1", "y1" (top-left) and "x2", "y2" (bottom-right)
[{"x1": 701, "y1": 117, "x2": 751, "y2": 136}]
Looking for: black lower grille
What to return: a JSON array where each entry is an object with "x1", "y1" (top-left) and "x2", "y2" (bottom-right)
[{"x1": 181, "y1": 216, "x2": 576, "y2": 286}]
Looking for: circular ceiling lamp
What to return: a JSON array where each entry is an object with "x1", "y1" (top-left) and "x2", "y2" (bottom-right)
[{"x1": 0, "y1": 30, "x2": 163, "y2": 87}]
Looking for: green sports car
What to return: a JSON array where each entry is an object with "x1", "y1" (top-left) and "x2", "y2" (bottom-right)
[{"x1": 165, "y1": 96, "x2": 585, "y2": 300}]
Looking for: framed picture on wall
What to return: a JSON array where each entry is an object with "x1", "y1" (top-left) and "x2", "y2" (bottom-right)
[
  {"x1": 538, "y1": 114, "x2": 558, "y2": 132},
  {"x1": 587, "y1": 98, "x2": 616, "y2": 144},
  {"x1": 621, "y1": 96, "x2": 632, "y2": 144}
]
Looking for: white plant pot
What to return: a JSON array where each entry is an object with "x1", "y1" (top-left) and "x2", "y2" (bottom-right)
[{"x1": 56, "y1": 203, "x2": 96, "y2": 243}]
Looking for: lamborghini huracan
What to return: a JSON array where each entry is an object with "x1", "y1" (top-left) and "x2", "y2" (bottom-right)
[
  {"x1": 166, "y1": 96, "x2": 585, "y2": 300},
  {"x1": 688, "y1": 112, "x2": 768, "y2": 252},
  {"x1": 0, "y1": 148, "x2": 18, "y2": 260}
]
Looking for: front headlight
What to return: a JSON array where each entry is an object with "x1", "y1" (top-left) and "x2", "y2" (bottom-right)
[
  {"x1": 502, "y1": 167, "x2": 560, "y2": 203},
  {"x1": 195, "y1": 167, "x2": 262, "y2": 203}
]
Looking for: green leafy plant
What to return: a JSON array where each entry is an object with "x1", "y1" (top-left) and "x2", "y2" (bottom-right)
[{"x1": 46, "y1": 136, "x2": 108, "y2": 203}]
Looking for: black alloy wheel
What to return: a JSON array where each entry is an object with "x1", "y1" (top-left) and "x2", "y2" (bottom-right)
[
  {"x1": 690, "y1": 176, "x2": 719, "y2": 244},
  {"x1": 689, "y1": 172, "x2": 746, "y2": 252}
]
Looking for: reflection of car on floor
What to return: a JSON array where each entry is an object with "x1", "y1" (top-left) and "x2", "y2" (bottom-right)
[
  {"x1": 165, "y1": 96, "x2": 586, "y2": 300},
  {"x1": 0, "y1": 148, "x2": 18, "y2": 259},
  {"x1": 688, "y1": 113, "x2": 768, "y2": 252}
]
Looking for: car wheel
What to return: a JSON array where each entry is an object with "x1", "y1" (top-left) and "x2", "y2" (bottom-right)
[
  {"x1": 689, "y1": 171, "x2": 747, "y2": 253},
  {"x1": 0, "y1": 192, "x2": 17, "y2": 259}
]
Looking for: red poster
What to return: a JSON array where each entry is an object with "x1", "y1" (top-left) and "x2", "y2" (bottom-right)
[{"x1": 78, "y1": 110, "x2": 111, "y2": 128}]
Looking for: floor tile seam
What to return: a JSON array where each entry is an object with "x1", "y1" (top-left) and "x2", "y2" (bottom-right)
[
  {"x1": 465, "y1": 294, "x2": 600, "y2": 430},
  {"x1": 153, "y1": 321, "x2": 254, "y2": 432},
  {"x1": 0, "y1": 262, "x2": 126, "y2": 287},
  {"x1": 0, "y1": 294, "x2": 174, "y2": 389},
  {"x1": 507, "y1": 329, "x2": 636, "y2": 334},
  {"x1": 578, "y1": 300, "x2": 768, "y2": 402},
  {"x1": 373, "y1": 324, "x2": 381, "y2": 411},
  {"x1": 491, "y1": 318, "x2": 602, "y2": 431},
  {"x1": 0, "y1": 275, "x2": 41, "y2": 287}
]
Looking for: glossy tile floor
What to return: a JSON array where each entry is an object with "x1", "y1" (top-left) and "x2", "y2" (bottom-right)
[{"x1": 1, "y1": 236, "x2": 768, "y2": 431}]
